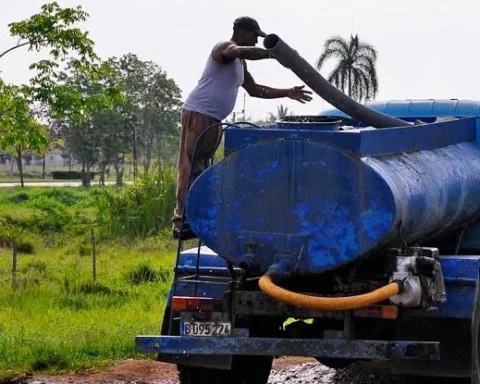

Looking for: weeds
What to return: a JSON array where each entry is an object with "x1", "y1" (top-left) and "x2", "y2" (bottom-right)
[
  {"x1": 127, "y1": 262, "x2": 172, "y2": 285},
  {"x1": 96, "y1": 163, "x2": 176, "y2": 238},
  {"x1": 0, "y1": 183, "x2": 178, "y2": 375}
]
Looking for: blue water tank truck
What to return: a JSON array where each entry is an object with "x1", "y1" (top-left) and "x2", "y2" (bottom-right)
[{"x1": 136, "y1": 35, "x2": 480, "y2": 383}]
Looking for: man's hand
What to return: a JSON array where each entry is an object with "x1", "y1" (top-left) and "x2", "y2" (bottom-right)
[{"x1": 287, "y1": 85, "x2": 313, "y2": 104}]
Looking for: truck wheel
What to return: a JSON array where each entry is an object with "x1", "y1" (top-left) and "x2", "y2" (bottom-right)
[{"x1": 178, "y1": 355, "x2": 273, "y2": 384}]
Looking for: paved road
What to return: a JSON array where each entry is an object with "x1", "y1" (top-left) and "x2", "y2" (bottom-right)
[{"x1": 0, "y1": 181, "x2": 133, "y2": 187}]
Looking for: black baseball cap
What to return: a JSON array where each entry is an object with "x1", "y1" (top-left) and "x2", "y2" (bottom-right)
[{"x1": 233, "y1": 16, "x2": 267, "y2": 37}]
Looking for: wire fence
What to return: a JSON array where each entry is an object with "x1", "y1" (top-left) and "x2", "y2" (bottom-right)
[{"x1": 0, "y1": 162, "x2": 140, "y2": 181}]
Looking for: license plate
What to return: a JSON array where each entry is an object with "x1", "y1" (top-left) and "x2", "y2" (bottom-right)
[{"x1": 180, "y1": 321, "x2": 232, "y2": 336}]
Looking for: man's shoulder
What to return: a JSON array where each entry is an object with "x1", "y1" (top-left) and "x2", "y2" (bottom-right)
[
  {"x1": 212, "y1": 41, "x2": 238, "y2": 64},
  {"x1": 212, "y1": 40, "x2": 237, "y2": 52}
]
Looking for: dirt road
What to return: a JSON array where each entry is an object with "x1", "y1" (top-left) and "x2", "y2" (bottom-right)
[
  {"x1": 10, "y1": 358, "x2": 328, "y2": 384},
  {"x1": 11, "y1": 358, "x2": 454, "y2": 384}
]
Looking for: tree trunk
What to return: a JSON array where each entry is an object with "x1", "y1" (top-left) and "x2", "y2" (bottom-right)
[
  {"x1": 157, "y1": 137, "x2": 163, "y2": 161},
  {"x1": 9, "y1": 156, "x2": 14, "y2": 179},
  {"x1": 144, "y1": 135, "x2": 153, "y2": 175},
  {"x1": 99, "y1": 162, "x2": 107, "y2": 187},
  {"x1": 348, "y1": 68, "x2": 352, "y2": 98},
  {"x1": 85, "y1": 163, "x2": 92, "y2": 188},
  {"x1": 143, "y1": 158, "x2": 150, "y2": 176},
  {"x1": 81, "y1": 160, "x2": 92, "y2": 188},
  {"x1": 42, "y1": 155, "x2": 46, "y2": 180},
  {"x1": 81, "y1": 160, "x2": 86, "y2": 187},
  {"x1": 16, "y1": 147, "x2": 24, "y2": 188},
  {"x1": 133, "y1": 126, "x2": 138, "y2": 180},
  {"x1": 114, "y1": 153, "x2": 125, "y2": 186}
]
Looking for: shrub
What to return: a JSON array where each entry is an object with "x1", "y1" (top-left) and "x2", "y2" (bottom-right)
[
  {"x1": 77, "y1": 282, "x2": 112, "y2": 295},
  {"x1": 39, "y1": 189, "x2": 84, "y2": 206},
  {"x1": 28, "y1": 197, "x2": 73, "y2": 232},
  {"x1": 77, "y1": 241, "x2": 92, "y2": 257},
  {"x1": 51, "y1": 171, "x2": 97, "y2": 180},
  {"x1": 16, "y1": 237, "x2": 36, "y2": 254},
  {"x1": 22, "y1": 260, "x2": 48, "y2": 275},
  {"x1": 0, "y1": 224, "x2": 36, "y2": 254},
  {"x1": 96, "y1": 163, "x2": 176, "y2": 238},
  {"x1": 127, "y1": 263, "x2": 172, "y2": 285},
  {"x1": 31, "y1": 349, "x2": 70, "y2": 371},
  {"x1": 6, "y1": 192, "x2": 30, "y2": 204}
]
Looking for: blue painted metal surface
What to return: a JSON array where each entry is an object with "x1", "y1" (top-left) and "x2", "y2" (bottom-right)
[
  {"x1": 426, "y1": 256, "x2": 480, "y2": 318},
  {"x1": 462, "y1": 225, "x2": 480, "y2": 250},
  {"x1": 136, "y1": 336, "x2": 440, "y2": 360},
  {"x1": 224, "y1": 118, "x2": 476, "y2": 156},
  {"x1": 320, "y1": 99, "x2": 480, "y2": 124},
  {"x1": 188, "y1": 118, "x2": 480, "y2": 273}
]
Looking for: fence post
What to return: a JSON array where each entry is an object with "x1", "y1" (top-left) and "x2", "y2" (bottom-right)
[
  {"x1": 91, "y1": 229, "x2": 97, "y2": 283},
  {"x1": 12, "y1": 242, "x2": 18, "y2": 291}
]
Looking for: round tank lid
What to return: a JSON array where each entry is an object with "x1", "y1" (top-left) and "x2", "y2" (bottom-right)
[{"x1": 276, "y1": 115, "x2": 341, "y2": 131}]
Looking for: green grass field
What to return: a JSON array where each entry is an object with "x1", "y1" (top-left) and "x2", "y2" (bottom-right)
[
  {"x1": 0, "y1": 239, "x2": 175, "y2": 375},
  {"x1": 0, "y1": 177, "x2": 179, "y2": 378}
]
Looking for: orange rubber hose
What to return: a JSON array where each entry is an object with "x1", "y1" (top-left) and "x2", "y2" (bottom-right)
[{"x1": 258, "y1": 275, "x2": 400, "y2": 310}]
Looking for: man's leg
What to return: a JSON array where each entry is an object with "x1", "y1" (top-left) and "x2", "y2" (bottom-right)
[{"x1": 172, "y1": 109, "x2": 221, "y2": 238}]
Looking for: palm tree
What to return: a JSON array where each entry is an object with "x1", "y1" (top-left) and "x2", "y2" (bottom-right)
[
  {"x1": 268, "y1": 104, "x2": 291, "y2": 123},
  {"x1": 316, "y1": 34, "x2": 378, "y2": 102}
]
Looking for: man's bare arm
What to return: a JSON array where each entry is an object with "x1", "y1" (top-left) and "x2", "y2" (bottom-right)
[
  {"x1": 212, "y1": 41, "x2": 270, "y2": 63},
  {"x1": 243, "y1": 69, "x2": 313, "y2": 103}
]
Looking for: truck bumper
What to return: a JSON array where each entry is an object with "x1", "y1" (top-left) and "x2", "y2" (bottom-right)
[{"x1": 136, "y1": 335, "x2": 440, "y2": 361}]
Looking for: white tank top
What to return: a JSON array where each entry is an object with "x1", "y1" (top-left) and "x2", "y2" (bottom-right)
[{"x1": 184, "y1": 50, "x2": 245, "y2": 121}]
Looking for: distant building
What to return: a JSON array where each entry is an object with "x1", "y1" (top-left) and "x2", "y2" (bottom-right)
[{"x1": 43, "y1": 148, "x2": 65, "y2": 166}]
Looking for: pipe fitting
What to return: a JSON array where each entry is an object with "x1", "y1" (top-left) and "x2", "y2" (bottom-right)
[
  {"x1": 265, "y1": 256, "x2": 297, "y2": 282},
  {"x1": 239, "y1": 253, "x2": 260, "y2": 274}
]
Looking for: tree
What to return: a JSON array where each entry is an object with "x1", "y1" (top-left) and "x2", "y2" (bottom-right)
[
  {"x1": 1, "y1": 2, "x2": 98, "y2": 114},
  {"x1": 52, "y1": 60, "x2": 124, "y2": 187},
  {"x1": 53, "y1": 54, "x2": 181, "y2": 188},
  {"x1": 0, "y1": 2, "x2": 100, "y2": 184},
  {"x1": 109, "y1": 54, "x2": 181, "y2": 176},
  {"x1": 268, "y1": 104, "x2": 291, "y2": 123},
  {"x1": 0, "y1": 81, "x2": 49, "y2": 187},
  {"x1": 316, "y1": 34, "x2": 378, "y2": 102},
  {"x1": 1, "y1": 2, "x2": 95, "y2": 61},
  {"x1": 91, "y1": 109, "x2": 126, "y2": 186}
]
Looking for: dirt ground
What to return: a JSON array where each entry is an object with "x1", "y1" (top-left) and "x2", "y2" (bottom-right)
[{"x1": 11, "y1": 357, "x2": 319, "y2": 384}]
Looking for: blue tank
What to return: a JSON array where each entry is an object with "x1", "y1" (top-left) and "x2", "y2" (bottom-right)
[
  {"x1": 186, "y1": 116, "x2": 480, "y2": 273},
  {"x1": 320, "y1": 99, "x2": 480, "y2": 124}
]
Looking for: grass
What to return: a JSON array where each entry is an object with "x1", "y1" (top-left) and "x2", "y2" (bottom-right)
[
  {"x1": 0, "y1": 168, "x2": 180, "y2": 377},
  {"x1": 0, "y1": 235, "x2": 176, "y2": 377},
  {"x1": 96, "y1": 163, "x2": 177, "y2": 238}
]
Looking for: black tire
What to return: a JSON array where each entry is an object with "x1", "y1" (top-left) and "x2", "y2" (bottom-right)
[
  {"x1": 178, "y1": 355, "x2": 273, "y2": 384},
  {"x1": 316, "y1": 357, "x2": 355, "y2": 369}
]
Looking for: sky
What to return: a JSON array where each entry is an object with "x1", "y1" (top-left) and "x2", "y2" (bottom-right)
[{"x1": 1, "y1": 0, "x2": 479, "y2": 121}]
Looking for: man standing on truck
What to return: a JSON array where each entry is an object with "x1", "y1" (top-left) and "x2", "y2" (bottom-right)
[{"x1": 172, "y1": 16, "x2": 313, "y2": 240}]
